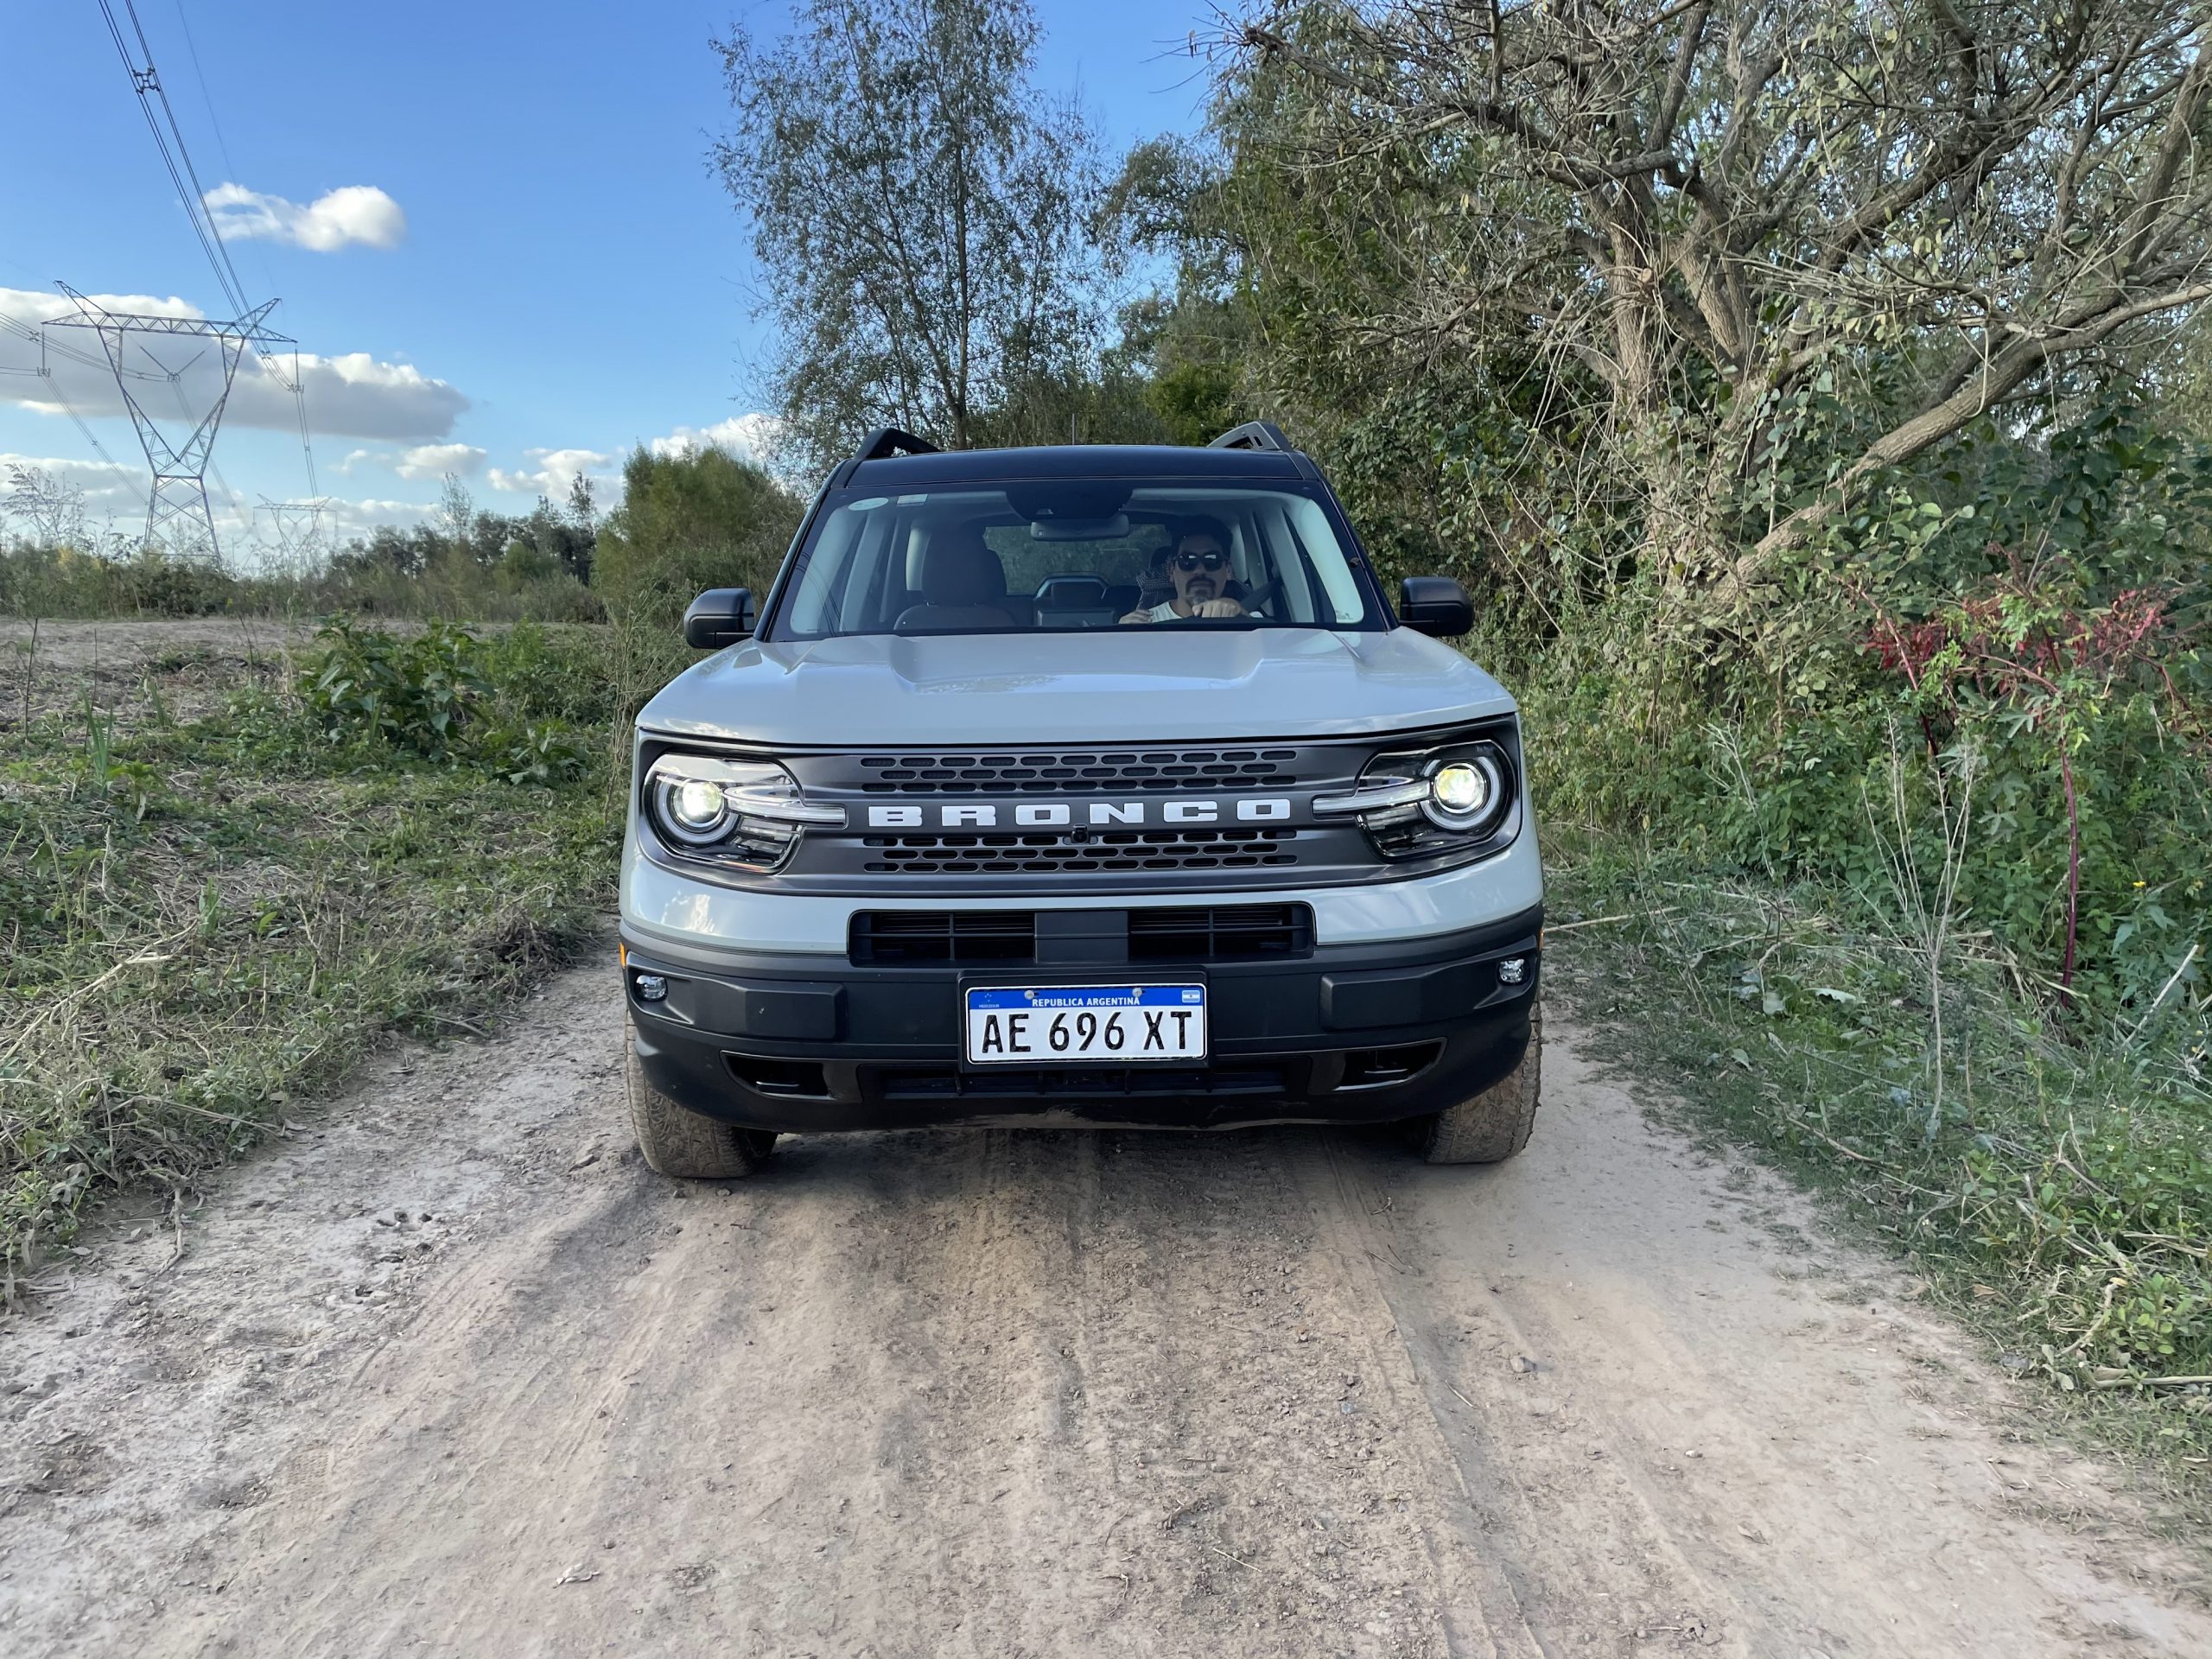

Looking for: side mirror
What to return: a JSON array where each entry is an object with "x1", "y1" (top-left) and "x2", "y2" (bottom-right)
[
  {"x1": 683, "y1": 588, "x2": 755, "y2": 649},
  {"x1": 1399, "y1": 576, "x2": 1473, "y2": 638}
]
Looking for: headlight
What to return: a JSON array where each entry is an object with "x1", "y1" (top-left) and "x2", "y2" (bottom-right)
[
  {"x1": 1424, "y1": 754, "x2": 1502, "y2": 830},
  {"x1": 642, "y1": 753, "x2": 844, "y2": 869},
  {"x1": 1313, "y1": 736, "x2": 1516, "y2": 859}
]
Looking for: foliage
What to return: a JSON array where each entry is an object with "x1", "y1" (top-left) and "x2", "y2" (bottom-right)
[
  {"x1": 589, "y1": 444, "x2": 802, "y2": 623},
  {"x1": 1226, "y1": 1, "x2": 2212, "y2": 600},
  {"x1": 294, "y1": 620, "x2": 606, "y2": 793},
  {"x1": 1546, "y1": 836, "x2": 2212, "y2": 1467},
  {"x1": 304, "y1": 620, "x2": 493, "y2": 758},
  {"x1": 0, "y1": 626, "x2": 620, "y2": 1288},
  {"x1": 713, "y1": 0, "x2": 1107, "y2": 467}
]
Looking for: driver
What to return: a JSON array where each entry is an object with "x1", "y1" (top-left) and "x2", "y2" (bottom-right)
[{"x1": 1121, "y1": 517, "x2": 1248, "y2": 623}]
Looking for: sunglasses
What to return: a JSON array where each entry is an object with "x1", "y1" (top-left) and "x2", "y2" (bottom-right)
[{"x1": 1173, "y1": 550, "x2": 1229, "y2": 573}]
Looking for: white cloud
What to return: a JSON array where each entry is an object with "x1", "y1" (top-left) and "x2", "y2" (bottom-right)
[
  {"x1": 395, "y1": 442, "x2": 486, "y2": 480},
  {"x1": 0, "y1": 287, "x2": 468, "y2": 441},
  {"x1": 0, "y1": 452, "x2": 146, "y2": 513},
  {"x1": 487, "y1": 447, "x2": 613, "y2": 499},
  {"x1": 648, "y1": 412, "x2": 780, "y2": 463},
  {"x1": 202, "y1": 183, "x2": 407, "y2": 251}
]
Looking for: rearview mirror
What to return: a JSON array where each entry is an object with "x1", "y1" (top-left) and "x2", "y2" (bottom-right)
[
  {"x1": 683, "y1": 588, "x2": 755, "y2": 649},
  {"x1": 1399, "y1": 576, "x2": 1473, "y2": 638}
]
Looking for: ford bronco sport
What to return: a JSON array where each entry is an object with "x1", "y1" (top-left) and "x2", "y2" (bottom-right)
[{"x1": 619, "y1": 423, "x2": 1541, "y2": 1177}]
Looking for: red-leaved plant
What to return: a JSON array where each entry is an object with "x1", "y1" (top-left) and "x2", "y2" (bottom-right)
[{"x1": 1859, "y1": 550, "x2": 2202, "y2": 997}]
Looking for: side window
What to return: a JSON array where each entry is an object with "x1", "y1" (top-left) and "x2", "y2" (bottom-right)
[
  {"x1": 1249, "y1": 502, "x2": 1319, "y2": 623},
  {"x1": 785, "y1": 508, "x2": 866, "y2": 634},
  {"x1": 1284, "y1": 496, "x2": 1363, "y2": 624}
]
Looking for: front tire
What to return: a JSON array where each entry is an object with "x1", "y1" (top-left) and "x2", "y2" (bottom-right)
[
  {"x1": 626, "y1": 1029, "x2": 779, "y2": 1179},
  {"x1": 1417, "y1": 1013, "x2": 1541, "y2": 1165}
]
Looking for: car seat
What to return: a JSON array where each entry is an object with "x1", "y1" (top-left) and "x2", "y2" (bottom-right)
[{"x1": 893, "y1": 530, "x2": 1020, "y2": 631}]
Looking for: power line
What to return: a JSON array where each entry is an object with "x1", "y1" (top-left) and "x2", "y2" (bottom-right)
[
  {"x1": 0, "y1": 309, "x2": 164, "y2": 380},
  {"x1": 94, "y1": 0, "x2": 250, "y2": 316},
  {"x1": 75, "y1": 1, "x2": 325, "y2": 531},
  {"x1": 47, "y1": 378, "x2": 121, "y2": 468},
  {"x1": 168, "y1": 0, "x2": 280, "y2": 302}
]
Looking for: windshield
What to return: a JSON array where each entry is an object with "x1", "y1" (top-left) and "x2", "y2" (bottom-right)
[{"x1": 766, "y1": 480, "x2": 1383, "y2": 639}]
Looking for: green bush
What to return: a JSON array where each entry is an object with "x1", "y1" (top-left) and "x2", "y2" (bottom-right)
[
  {"x1": 590, "y1": 445, "x2": 802, "y2": 622},
  {"x1": 303, "y1": 620, "x2": 493, "y2": 758}
]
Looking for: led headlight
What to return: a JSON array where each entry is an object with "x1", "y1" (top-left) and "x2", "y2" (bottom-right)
[
  {"x1": 1313, "y1": 735, "x2": 1516, "y2": 859},
  {"x1": 665, "y1": 779, "x2": 732, "y2": 842},
  {"x1": 1423, "y1": 754, "x2": 1502, "y2": 830},
  {"x1": 643, "y1": 753, "x2": 844, "y2": 869}
]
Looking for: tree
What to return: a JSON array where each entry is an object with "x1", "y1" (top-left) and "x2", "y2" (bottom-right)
[
  {"x1": 438, "y1": 474, "x2": 479, "y2": 564},
  {"x1": 566, "y1": 473, "x2": 597, "y2": 534},
  {"x1": 591, "y1": 444, "x2": 803, "y2": 619},
  {"x1": 713, "y1": 0, "x2": 1104, "y2": 468},
  {"x1": 4, "y1": 464, "x2": 89, "y2": 547},
  {"x1": 1230, "y1": 3, "x2": 2212, "y2": 597}
]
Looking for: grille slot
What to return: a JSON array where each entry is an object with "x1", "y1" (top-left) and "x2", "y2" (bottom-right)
[
  {"x1": 850, "y1": 910, "x2": 1036, "y2": 964},
  {"x1": 875, "y1": 1064, "x2": 1289, "y2": 1100},
  {"x1": 1129, "y1": 904, "x2": 1313, "y2": 962},
  {"x1": 856, "y1": 748, "x2": 1302, "y2": 794},
  {"x1": 861, "y1": 828, "x2": 1298, "y2": 875}
]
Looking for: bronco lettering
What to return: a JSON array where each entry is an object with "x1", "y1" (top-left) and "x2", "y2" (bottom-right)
[{"x1": 863, "y1": 798, "x2": 1296, "y2": 829}]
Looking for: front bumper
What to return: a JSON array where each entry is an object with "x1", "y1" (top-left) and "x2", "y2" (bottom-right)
[{"x1": 620, "y1": 906, "x2": 1541, "y2": 1133}]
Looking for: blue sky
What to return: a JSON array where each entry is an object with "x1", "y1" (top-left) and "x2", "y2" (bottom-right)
[{"x1": 0, "y1": 1, "x2": 1217, "y2": 556}]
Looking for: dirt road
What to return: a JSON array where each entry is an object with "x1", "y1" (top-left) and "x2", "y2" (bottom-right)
[{"x1": 2, "y1": 965, "x2": 2205, "y2": 1657}]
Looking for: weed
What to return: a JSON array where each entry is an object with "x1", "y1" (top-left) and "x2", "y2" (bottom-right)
[
  {"x1": 1544, "y1": 828, "x2": 2212, "y2": 1501},
  {"x1": 0, "y1": 623, "x2": 621, "y2": 1293}
]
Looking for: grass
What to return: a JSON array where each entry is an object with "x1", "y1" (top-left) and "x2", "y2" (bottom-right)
[
  {"x1": 0, "y1": 619, "x2": 650, "y2": 1294},
  {"x1": 1541, "y1": 826, "x2": 2212, "y2": 1518}
]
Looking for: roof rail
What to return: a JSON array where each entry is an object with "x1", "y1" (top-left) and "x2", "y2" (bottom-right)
[
  {"x1": 830, "y1": 426, "x2": 940, "y2": 487},
  {"x1": 855, "y1": 427, "x2": 939, "y2": 461},
  {"x1": 1206, "y1": 420, "x2": 1292, "y2": 453}
]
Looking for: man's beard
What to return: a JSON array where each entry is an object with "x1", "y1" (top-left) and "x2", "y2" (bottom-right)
[{"x1": 1182, "y1": 577, "x2": 1217, "y2": 601}]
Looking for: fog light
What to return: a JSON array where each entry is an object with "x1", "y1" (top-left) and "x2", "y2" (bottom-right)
[
  {"x1": 635, "y1": 973, "x2": 667, "y2": 1001},
  {"x1": 1497, "y1": 958, "x2": 1525, "y2": 985}
]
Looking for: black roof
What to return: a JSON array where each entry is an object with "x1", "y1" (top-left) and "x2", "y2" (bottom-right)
[{"x1": 836, "y1": 442, "x2": 1312, "y2": 490}]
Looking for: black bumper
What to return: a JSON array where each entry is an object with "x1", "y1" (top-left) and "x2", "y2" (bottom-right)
[{"x1": 620, "y1": 906, "x2": 1540, "y2": 1133}]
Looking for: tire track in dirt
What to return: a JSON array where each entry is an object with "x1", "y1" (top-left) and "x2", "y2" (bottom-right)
[{"x1": 3, "y1": 965, "x2": 2207, "y2": 1657}]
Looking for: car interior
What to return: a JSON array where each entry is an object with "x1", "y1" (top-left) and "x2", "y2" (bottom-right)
[{"x1": 779, "y1": 483, "x2": 1367, "y2": 638}]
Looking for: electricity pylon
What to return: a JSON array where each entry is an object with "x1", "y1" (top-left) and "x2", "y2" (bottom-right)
[
  {"x1": 257, "y1": 495, "x2": 334, "y2": 568},
  {"x1": 48, "y1": 283, "x2": 294, "y2": 564}
]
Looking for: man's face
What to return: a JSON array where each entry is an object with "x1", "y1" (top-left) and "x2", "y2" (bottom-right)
[{"x1": 1167, "y1": 536, "x2": 1229, "y2": 607}]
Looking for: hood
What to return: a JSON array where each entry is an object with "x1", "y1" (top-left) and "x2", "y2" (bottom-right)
[{"x1": 637, "y1": 627, "x2": 1516, "y2": 747}]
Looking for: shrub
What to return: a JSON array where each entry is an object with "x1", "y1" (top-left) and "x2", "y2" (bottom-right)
[
  {"x1": 303, "y1": 620, "x2": 492, "y2": 758},
  {"x1": 590, "y1": 445, "x2": 802, "y2": 622}
]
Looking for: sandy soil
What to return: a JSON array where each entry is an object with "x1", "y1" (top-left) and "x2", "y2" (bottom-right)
[{"x1": 3, "y1": 964, "x2": 2206, "y2": 1657}]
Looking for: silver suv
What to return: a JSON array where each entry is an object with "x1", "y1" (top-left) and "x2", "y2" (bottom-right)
[{"x1": 618, "y1": 423, "x2": 1542, "y2": 1178}]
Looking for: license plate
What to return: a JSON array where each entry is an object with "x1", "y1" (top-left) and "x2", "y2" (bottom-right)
[{"x1": 964, "y1": 985, "x2": 1206, "y2": 1065}]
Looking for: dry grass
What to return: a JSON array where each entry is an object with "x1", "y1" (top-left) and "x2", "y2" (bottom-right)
[
  {"x1": 1544, "y1": 829, "x2": 2212, "y2": 1514},
  {"x1": 1, "y1": 620, "x2": 621, "y2": 1295}
]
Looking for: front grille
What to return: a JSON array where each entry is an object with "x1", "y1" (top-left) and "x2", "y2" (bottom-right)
[
  {"x1": 861, "y1": 828, "x2": 1298, "y2": 874},
  {"x1": 856, "y1": 748, "x2": 1300, "y2": 794},
  {"x1": 1129, "y1": 904, "x2": 1313, "y2": 961},
  {"x1": 850, "y1": 910, "x2": 1035, "y2": 964},
  {"x1": 874, "y1": 1063, "x2": 1289, "y2": 1100}
]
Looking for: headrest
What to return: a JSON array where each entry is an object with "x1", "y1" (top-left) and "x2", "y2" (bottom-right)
[{"x1": 920, "y1": 527, "x2": 1007, "y2": 607}]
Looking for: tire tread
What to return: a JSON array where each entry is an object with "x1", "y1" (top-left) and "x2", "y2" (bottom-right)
[
  {"x1": 1421, "y1": 1012, "x2": 1541, "y2": 1165},
  {"x1": 626, "y1": 1034, "x2": 778, "y2": 1179}
]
